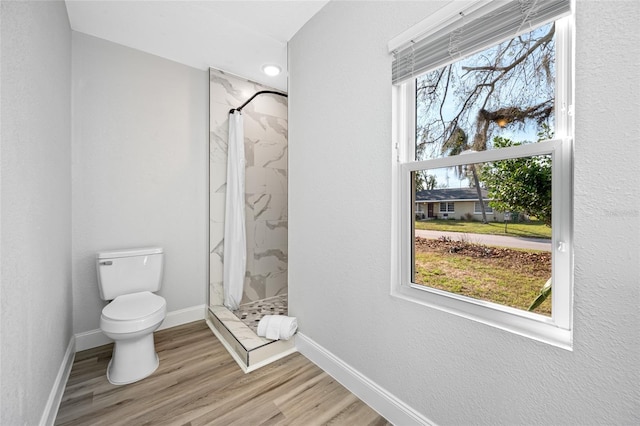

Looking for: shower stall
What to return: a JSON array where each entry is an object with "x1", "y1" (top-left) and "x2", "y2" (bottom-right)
[{"x1": 207, "y1": 68, "x2": 293, "y2": 371}]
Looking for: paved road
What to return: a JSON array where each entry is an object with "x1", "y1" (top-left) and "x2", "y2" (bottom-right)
[{"x1": 415, "y1": 229, "x2": 552, "y2": 251}]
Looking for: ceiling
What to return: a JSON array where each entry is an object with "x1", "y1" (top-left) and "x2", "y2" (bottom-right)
[{"x1": 65, "y1": 1, "x2": 330, "y2": 91}]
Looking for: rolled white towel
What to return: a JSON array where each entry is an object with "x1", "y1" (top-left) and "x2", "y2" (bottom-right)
[
  {"x1": 257, "y1": 315, "x2": 269, "y2": 337},
  {"x1": 257, "y1": 315, "x2": 298, "y2": 340},
  {"x1": 278, "y1": 316, "x2": 298, "y2": 340},
  {"x1": 265, "y1": 315, "x2": 283, "y2": 340}
]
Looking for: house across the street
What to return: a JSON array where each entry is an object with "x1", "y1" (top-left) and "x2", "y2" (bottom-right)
[{"x1": 415, "y1": 188, "x2": 506, "y2": 222}]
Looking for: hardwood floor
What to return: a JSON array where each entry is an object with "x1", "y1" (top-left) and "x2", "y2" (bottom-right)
[{"x1": 55, "y1": 321, "x2": 390, "y2": 426}]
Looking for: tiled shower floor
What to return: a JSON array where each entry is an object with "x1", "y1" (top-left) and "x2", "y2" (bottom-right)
[
  {"x1": 232, "y1": 294, "x2": 288, "y2": 333},
  {"x1": 207, "y1": 294, "x2": 294, "y2": 372}
]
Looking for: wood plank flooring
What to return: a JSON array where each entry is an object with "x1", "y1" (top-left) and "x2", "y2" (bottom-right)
[{"x1": 55, "y1": 321, "x2": 390, "y2": 426}]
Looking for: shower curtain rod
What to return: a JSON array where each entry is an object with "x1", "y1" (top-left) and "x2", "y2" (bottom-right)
[{"x1": 229, "y1": 90, "x2": 288, "y2": 114}]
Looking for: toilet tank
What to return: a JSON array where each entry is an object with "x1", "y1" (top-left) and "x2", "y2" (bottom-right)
[{"x1": 96, "y1": 247, "x2": 164, "y2": 300}]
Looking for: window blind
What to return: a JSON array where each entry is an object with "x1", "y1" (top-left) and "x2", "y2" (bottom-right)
[{"x1": 391, "y1": 0, "x2": 571, "y2": 85}]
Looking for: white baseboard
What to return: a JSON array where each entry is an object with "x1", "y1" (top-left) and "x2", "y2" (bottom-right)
[
  {"x1": 74, "y1": 327, "x2": 112, "y2": 351},
  {"x1": 295, "y1": 333, "x2": 435, "y2": 426},
  {"x1": 39, "y1": 335, "x2": 76, "y2": 426},
  {"x1": 75, "y1": 304, "x2": 206, "y2": 352},
  {"x1": 159, "y1": 304, "x2": 206, "y2": 331}
]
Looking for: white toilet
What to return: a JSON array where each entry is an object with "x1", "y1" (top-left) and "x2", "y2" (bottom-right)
[{"x1": 96, "y1": 247, "x2": 167, "y2": 385}]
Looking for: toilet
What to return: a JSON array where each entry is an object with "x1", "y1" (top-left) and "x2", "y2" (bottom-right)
[{"x1": 96, "y1": 247, "x2": 167, "y2": 385}]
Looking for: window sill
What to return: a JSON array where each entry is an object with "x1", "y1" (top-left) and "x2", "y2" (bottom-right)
[{"x1": 390, "y1": 282, "x2": 573, "y2": 350}]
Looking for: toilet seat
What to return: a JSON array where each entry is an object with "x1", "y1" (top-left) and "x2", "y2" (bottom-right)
[{"x1": 101, "y1": 291, "x2": 166, "y2": 334}]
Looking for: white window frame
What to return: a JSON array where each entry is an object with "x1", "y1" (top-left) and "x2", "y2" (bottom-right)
[
  {"x1": 474, "y1": 201, "x2": 493, "y2": 214},
  {"x1": 391, "y1": 11, "x2": 574, "y2": 350},
  {"x1": 439, "y1": 202, "x2": 454, "y2": 213}
]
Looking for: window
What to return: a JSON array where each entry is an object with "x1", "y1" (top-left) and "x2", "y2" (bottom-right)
[
  {"x1": 439, "y1": 202, "x2": 454, "y2": 213},
  {"x1": 474, "y1": 202, "x2": 493, "y2": 214},
  {"x1": 390, "y1": 0, "x2": 574, "y2": 349}
]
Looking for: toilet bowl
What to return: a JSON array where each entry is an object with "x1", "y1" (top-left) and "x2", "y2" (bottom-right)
[
  {"x1": 100, "y1": 291, "x2": 166, "y2": 385},
  {"x1": 96, "y1": 247, "x2": 166, "y2": 385}
]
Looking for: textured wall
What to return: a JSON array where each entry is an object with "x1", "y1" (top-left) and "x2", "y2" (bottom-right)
[
  {"x1": 289, "y1": 1, "x2": 639, "y2": 424},
  {"x1": 209, "y1": 68, "x2": 288, "y2": 307},
  {"x1": 71, "y1": 32, "x2": 208, "y2": 333},
  {"x1": 0, "y1": 1, "x2": 72, "y2": 423}
]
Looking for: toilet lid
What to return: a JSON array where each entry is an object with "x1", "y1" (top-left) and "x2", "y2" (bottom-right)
[{"x1": 102, "y1": 291, "x2": 166, "y2": 321}]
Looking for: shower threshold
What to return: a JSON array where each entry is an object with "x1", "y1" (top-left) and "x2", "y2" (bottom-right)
[{"x1": 206, "y1": 295, "x2": 295, "y2": 373}]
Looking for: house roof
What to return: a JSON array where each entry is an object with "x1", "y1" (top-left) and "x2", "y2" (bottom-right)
[{"x1": 415, "y1": 188, "x2": 490, "y2": 202}]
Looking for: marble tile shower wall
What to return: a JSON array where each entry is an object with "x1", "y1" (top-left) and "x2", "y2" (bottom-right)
[{"x1": 209, "y1": 68, "x2": 288, "y2": 307}]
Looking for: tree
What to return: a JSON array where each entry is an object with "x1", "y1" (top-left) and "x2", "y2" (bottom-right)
[
  {"x1": 480, "y1": 136, "x2": 552, "y2": 226},
  {"x1": 424, "y1": 173, "x2": 438, "y2": 190},
  {"x1": 441, "y1": 127, "x2": 488, "y2": 223},
  {"x1": 414, "y1": 171, "x2": 438, "y2": 192},
  {"x1": 416, "y1": 22, "x2": 556, "y2": 161}
]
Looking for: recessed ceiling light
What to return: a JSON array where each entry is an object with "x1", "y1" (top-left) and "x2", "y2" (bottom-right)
[{"x1": 262, "y1": 64, "x2": 281, "y2": 77}]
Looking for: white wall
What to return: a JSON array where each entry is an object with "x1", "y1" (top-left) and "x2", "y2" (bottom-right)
[
  {"x1": 71, "y1": 32, "x2": 208, "y2": 333},
  {"x1": 289, "y1": 1, "x2": 639, "y2": 424},
  {"x1": 0, "y1": 1, "x2": 72, "y2": 424}
]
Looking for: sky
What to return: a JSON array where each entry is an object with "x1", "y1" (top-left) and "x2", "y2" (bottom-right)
[{"x1": 414, "y1": 23, "x2": 555, "y2": 190}]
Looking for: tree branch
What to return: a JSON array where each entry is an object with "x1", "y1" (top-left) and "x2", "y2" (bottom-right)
[{"x1": 461, "y1": 23, "x2": 555, "y2": 74}]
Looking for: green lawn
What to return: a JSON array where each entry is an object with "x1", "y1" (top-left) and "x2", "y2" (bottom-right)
[
  {"x1": 415, "y1": 219, "x2": 551, "y2": 239},
  {"x1": 414, "y1": 250, "x2": 551, "y2": 316}
]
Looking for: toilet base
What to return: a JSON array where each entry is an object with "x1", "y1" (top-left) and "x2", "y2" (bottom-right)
[{"x1": 106, "y1": 332, "x2": 159, "y2": 385}]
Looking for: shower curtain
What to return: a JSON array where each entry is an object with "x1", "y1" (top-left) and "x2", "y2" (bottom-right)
[{"x1": 223, "y1": 111, "x2": 246, "y2": 310}]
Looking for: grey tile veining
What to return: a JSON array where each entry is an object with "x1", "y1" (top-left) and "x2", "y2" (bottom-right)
[
  {"x1": 210, "y1": 71, "x2": 263, "y2": 109},
  {"x1": 255, "y1": 247, "x2": 287, "y2": 264},
  {"x1": 244, "y1": 114, "x2": 287, "y2": 146},
  {"x1": 245, "y1": 166, "x2": 268, "y2": 195},
  {"x1": 208, "y1": 68, "x2": 290, "y2": 367},
  {"x1": 210, "y1": 163, "x2": 227, "y2": 194},
  {"x1": 244, "y1": 137, "x2": 257, "y2": 167},
  {"x1": 258, "y1": 115, "x2": 288, "y2": 138},
  {"x1": 253, "y1": 249, "x2": 287, "y2": 277},
  {"x1": 254, "y1": 194, "x2": 287, "y2": 221},
  {"x1": 243, "y1": 268, "x2": 266, "y2": 301},
  {"x1": 266, "y1": 277, "x2": 287, "y2": 300},
  {"x1": 209, "y1": 66, "x2": 287, "y2": 308},
  {"x1": 254, "y1": 220, "x2": 287, "y2": 249},
  {"x1": 248, "y1": 193, "x2": 270, "y2": 220},
  {"x1": 209, "y1": 193, "x2": 226, "y2": 223},
  {"x1": 209, "y1": 221, "x2": 224, "y2": 251},
  {"x1": 242, "y1": 96, "x2": 288, "y2": 121},
  {"x1": 255, "y1": 140, "x2": 287, "y2": 169},
  {"x1": 210, "y1": 132, "x2": 228, "y2": 164},
  {"x1": 265, "y1": 168, "x2": 287, "y2": 195},
  {"x1": 209, "y1": 282, "x2": 223, "y2": 306}
]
